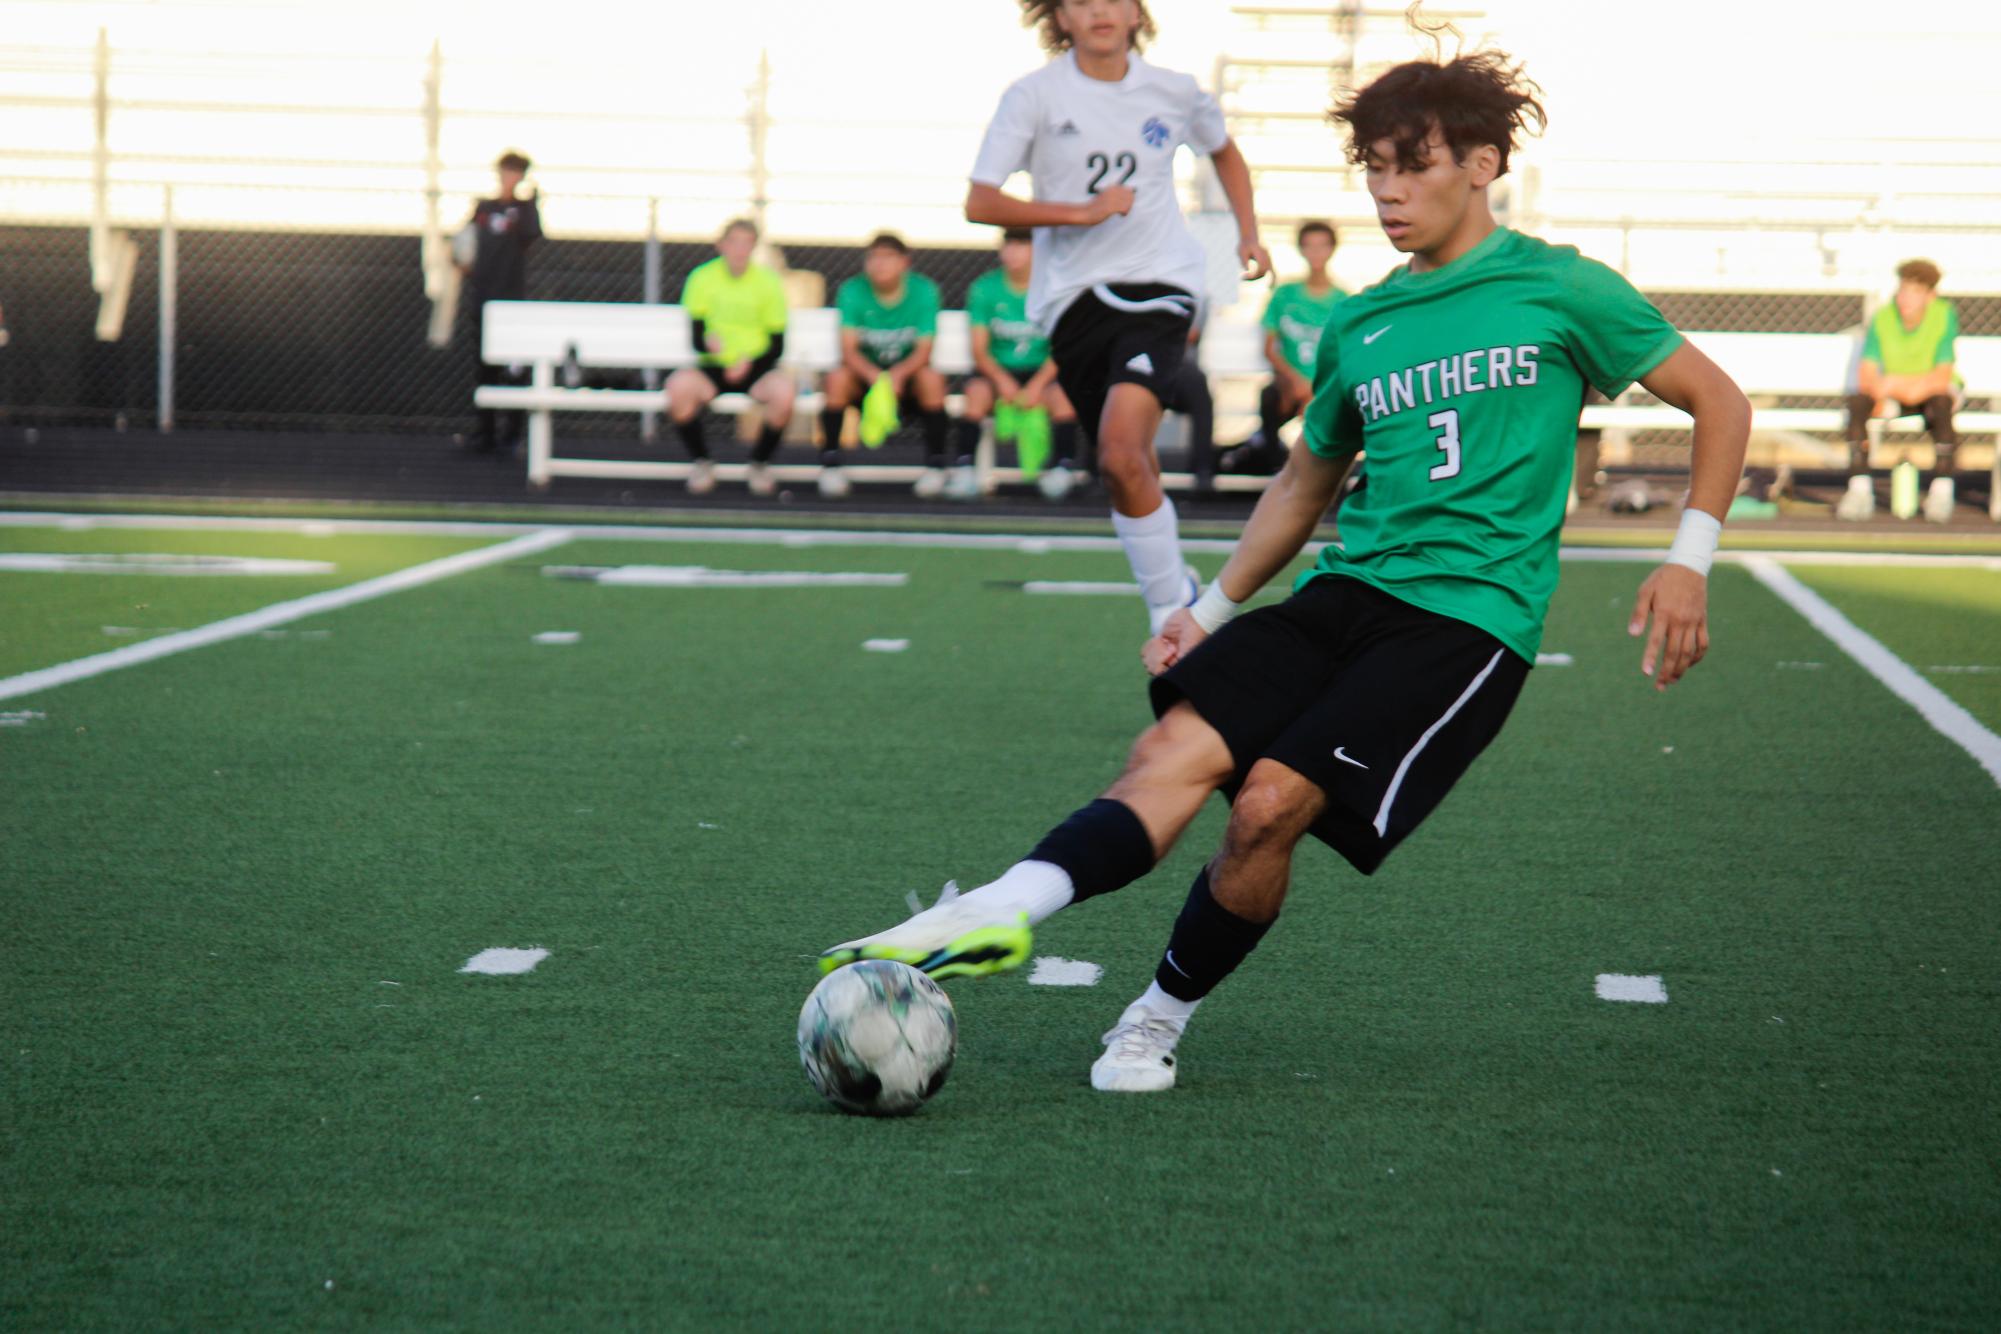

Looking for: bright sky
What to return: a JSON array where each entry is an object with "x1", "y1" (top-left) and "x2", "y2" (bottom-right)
[{"x1": 3, "y1": 0, "x2": 1998, "y2": 293}]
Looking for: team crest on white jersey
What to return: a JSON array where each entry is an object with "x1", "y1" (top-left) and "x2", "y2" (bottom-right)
[{"x1": 1141, "y1": 117, "x2": 1170, "y2": 148}]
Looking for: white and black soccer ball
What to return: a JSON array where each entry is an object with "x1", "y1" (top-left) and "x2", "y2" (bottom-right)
[{"x1": 798, "y1": 960, "x2": 957, "y2": 1116}]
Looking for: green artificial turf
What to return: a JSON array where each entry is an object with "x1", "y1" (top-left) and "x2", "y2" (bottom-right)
[
  {"x1": 1790, "y1": 564, "x2": 2001, "y2": 730},
  {"x1": 3, "y1": 524, "x2": 1998, "y2": 1329},
  {"x1": 0, "y1": 527, "x2": 491, "y2": 679}
]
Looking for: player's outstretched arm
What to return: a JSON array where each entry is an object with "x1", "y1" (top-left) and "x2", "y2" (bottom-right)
[
  {"x1": 965, "y1": 182, "x2": 1131, "y2": 230},
  {"x1": 1627, "y1": 340, "x2": 1751, "y2": 691},
  {"x1": 1207, "y1": 140, "x2": 1271, "y2": 282},
  {"x1": 1144, "y1": 443, "x2": 1352, "y2": 675}
]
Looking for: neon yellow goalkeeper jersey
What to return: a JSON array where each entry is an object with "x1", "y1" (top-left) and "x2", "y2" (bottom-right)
[{"x1": 1299, "y1": 226, "x2": 1683, "y2": 661}]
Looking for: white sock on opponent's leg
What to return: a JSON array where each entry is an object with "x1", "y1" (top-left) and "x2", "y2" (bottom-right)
[
  {"x1": 1131, "y1": 980, "x2": 1200, "y2": 1032},
  {"x1": 1110, "y1": 498, "x2": 1193, "y2": 630},
  {"x1": 961, "y1": 859, "x2": 1075, "y2": 926}
]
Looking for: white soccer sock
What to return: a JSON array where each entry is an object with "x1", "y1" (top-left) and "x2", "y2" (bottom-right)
[
  {"x1": 1133, "y1": 981, "x2": 1200, "y2": 1033},
  {"x1": 1110, "y1": 498, "x2": 1191, "y2": 619},
  {"x1": 962, "y1": 859, "x2": 1075, "y2": 926}
]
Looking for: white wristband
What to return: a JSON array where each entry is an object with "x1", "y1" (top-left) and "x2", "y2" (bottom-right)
[
  {"x1": 1663, "y1": 508, "x2": 1722, "y2": 577},
  {"x1": 1188, "y1": 582, "x2": 1242, "y2": 634}
]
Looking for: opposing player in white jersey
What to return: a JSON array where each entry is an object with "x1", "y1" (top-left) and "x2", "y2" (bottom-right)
[{"x1": 968, "y1": 0, "x2": 1271, "y2": 633}]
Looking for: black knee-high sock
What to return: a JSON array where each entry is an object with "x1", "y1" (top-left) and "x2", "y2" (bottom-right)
[
  {"x1": 752, "y1": 421, "x2": 784, "y2": 463},
  {"x1": 1053, "y1": 420, "x2": 1078, "y2": 468},
  {"x1": 676, "y1": 414, "x2": 709, "y2": 460},
  {"x1": 1258, "y1": 381, "x2": 1286, "y2": 448},
  {"x1": 921, "y1": 409, "x2": 948, "y2": 467},
  {"x1": 1024, "y1": 798, "x2": 1156, "y2": 903},
  {"x1": 819, "y1": 407, "x2": 846, "y2": 465},
  {"x1": 1153, "y1": 867, "x2": 1274, "y2": 1003},
  {"x1": 953, "y1": 416, "x2": 980, "y2": 467}
]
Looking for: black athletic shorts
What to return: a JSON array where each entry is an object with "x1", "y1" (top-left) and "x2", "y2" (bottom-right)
[
  {"x1": 690, "y1": 362, "x2": 775, "y2": 394},
  {"x1": 1048, "y1": 283, "x2": 1194, "y2": 442},
  {"x1": 1150, "y1": 574, "x2": 1531, "y2": 875}
]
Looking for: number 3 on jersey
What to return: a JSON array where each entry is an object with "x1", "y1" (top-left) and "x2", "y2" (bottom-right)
[{"x1": 1427, "y1": 408, "x2": 1461, "y2": 481}]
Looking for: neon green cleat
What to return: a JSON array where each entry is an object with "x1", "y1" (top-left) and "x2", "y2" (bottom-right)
[{"x1": 818, "y1": 884, "x2": 1032, "y2": 980}]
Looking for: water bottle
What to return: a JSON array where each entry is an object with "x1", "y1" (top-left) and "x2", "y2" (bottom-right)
[{"x1": 1890, "y1": 460, "x2": 1920, "y2": 519}]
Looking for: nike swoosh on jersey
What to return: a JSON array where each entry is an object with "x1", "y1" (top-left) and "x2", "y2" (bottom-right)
[
  {"x1": 1333, "y1": 746, "x2": 1370, "y2": 769},
  {"x1": 1363, "y1": 325, "x2": 1393, "y2": 345}
]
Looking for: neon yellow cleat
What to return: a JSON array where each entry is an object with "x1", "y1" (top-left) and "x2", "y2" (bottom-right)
[{"x1": 818, "y1": 885, "x2": 1031, "y2": 980}]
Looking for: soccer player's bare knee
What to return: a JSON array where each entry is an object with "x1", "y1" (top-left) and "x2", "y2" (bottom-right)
[
  {"x1": 1118, "y1": 704, "x2": 1232, "y2": 792},
  {"x1": 667, "y1": 371, "x2": 710, "y2": 421},
  {"x1": 1224, "y1": 762, "x2": 1323, "y2": 856},
  {"x1": 913, "y1": 369, "x2": 948, "y2": 411},
  {"x1": 755, "y1": 374, "x2": 795, "y2": 421},
  {"x1": 964, "y1": 378, "x2": 995, "y2": 419},
  {"x1": 823, "y1": 369, "x2": 860, "y2": 410}
]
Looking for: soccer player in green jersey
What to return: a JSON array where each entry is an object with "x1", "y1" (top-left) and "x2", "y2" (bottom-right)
[
  {"x1": 1837, "y1": 258, "x2": 1962, "y2": 523},
  {"x1": 668, "y1": 219, "x2": 796, "y2": 498},
  {"x1": 955, "y1": 227, "x2": 1081, "y2": 500},
  {"x1": 1231, "y1": 220, "x2": 1346, "y2": 474},
  {"x1": 819, "y1": 233, "x2": 950, "y2": 499},
  {"x1": 820, "y1": 49, "x2": 1751, "y2": 1093}
]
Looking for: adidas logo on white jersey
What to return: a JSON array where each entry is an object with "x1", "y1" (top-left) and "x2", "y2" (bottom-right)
[{"x1": 1125, "y1": 353, "x2": 1154, "y2": 375}]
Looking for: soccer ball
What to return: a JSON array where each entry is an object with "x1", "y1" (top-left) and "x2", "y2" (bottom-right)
[{"x1": 798, "y1": 960, "x2": 957, "y2": 1116}]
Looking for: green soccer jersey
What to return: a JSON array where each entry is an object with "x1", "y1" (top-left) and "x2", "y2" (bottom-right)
[
  {"x1": 836, "y1": 273, "x2": 942, "y2": 369},
  {"x1": 681, "y1": 257, "x2": 789, "y2": 367},
  {"x1": 1262, "y1": 280, "x2": 1347, "y2": 376},
  {"x1": 1299, "y1": 227, "x2": 1683, "y2": 662},
  {"x1": 1862, "y1": 297, "x2": 1959, "y2": 381},
  {"x1": 966, "y1": 269, "x2": 1049, "y2": 373}
]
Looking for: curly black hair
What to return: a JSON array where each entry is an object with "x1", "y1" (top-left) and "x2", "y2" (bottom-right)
[
  {"x1": 1333, "y1": 50, "x2": 1545, "y2": 176},
  {"x1": 1018, "y1": 0, "x2": 1155, "y2": 55}
]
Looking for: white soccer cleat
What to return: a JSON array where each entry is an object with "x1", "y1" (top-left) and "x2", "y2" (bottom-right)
[
  {"x1": 913, "y1": 467, "x2": 948, "y2": 499},
  {"x1": 1835, "y1": 474, "x2": 1876, "y2": 521},
  {"x1": 817, "y1": 465, "x2": 850, "y2": 499},
  {"x1": 818, "y1": 882, "x2": 1031, "y2": 980},
  {"x1": 1037, "y1": 463, "x2": 1076, "y2": 501},
  {"x1": 1090, "y1": 1003, "x2": 1182, "y2": 1093},
  {"x1": 747, "y1": 462, "x2": 776, "y2": 497},
  {"x1": 942, "y1": 464, "x2": 981, "y2": 502},
  {"x1": 1922, "y1": 476, "x2": 1955, "y2": 524},
  {"x1": 687, "y1": 458, "x2": 717, "y2": 497}
]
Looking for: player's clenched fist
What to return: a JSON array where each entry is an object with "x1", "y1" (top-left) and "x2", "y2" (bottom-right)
[
  {"x1": 1143, "y1": 608, "x2": 1207, "y2": 676},
  {"x1": 1083, "y1": 185, "x2": 1135, "y2": 224}
]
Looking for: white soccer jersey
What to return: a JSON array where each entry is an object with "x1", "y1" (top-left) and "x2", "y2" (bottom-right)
[{"x1": 970, "y1": 49, "x2": 1229, "y2": 330}]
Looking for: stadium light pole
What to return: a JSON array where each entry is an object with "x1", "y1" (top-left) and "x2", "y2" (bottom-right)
[{"x1": 747, "y1": 49, "x2": 770, "y2": 236}]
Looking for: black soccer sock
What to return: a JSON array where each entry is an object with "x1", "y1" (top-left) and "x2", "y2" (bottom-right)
[
  {"x1": 953, "y1": 416, "x2": 980, "y2": 468},
  {"x1": 1153, "y1": 867, "x2": 1274, "y2": 1003},
  {"x1": 1053, "y1": 420, "x2": 1078, "y2": 468},
  {"x1": 752, "y1": 421, "x2": 784, "y2": 464},
  {"x1": 921, "y1": 408, "x2": 949, "y2": 467},
  {"x1": 1258, "y1": 381, "x2": 1286, "y2": 450},
  {"x1": 1024, "y1": 798, "x2": 1156, "y2": 903},
  {"x1": 819, "y1": 407, "x2": 846, "y2": 465},
  {"x1": 675, "y1": 415, "x2": 709, "y2": 461}
]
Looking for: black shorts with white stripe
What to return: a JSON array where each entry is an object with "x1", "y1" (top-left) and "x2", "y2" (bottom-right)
[
  {"x1": 1048, "y1": 282, "x2": 1195, "y2": 444},
  {"x1": 1149, "y1": 574, "x2": 1531, "y2": 875}
]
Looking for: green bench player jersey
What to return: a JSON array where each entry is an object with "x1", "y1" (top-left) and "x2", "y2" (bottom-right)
[
  {"x1": 1299, "y1": 226, "x2": 1684, "y2": 662},
  {"x1": 681, "y1": 258, "x2": 789, "y2": 367},
  {"x1": 967, "y1": 269, "x2": 1049, "y2": 373},
  {"x1": 1262, "y1": 281, "x2": 1346, "y2": 376},
  {"x1": 836, "y1": 274, "x2": 942, "y2": 369},
  {"x1": 1861, "y1": 297, "x2": 1959, "y2": 381}
]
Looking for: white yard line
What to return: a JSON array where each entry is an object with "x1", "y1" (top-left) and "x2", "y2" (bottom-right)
[
  {"x1": 0, "y1": 529, "x2": 571, "y2": 704},
  {"x1": 1744, "y1": 555, "x2": 2001, "y2": 788},
  {"x1": 7, "y1": 511, "x2": 2000, "y2": 567}
]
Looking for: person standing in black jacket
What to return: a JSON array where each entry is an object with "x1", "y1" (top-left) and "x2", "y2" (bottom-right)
[{"x1": 459, "y1": 150, "x2": 542, "y2": 453}]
